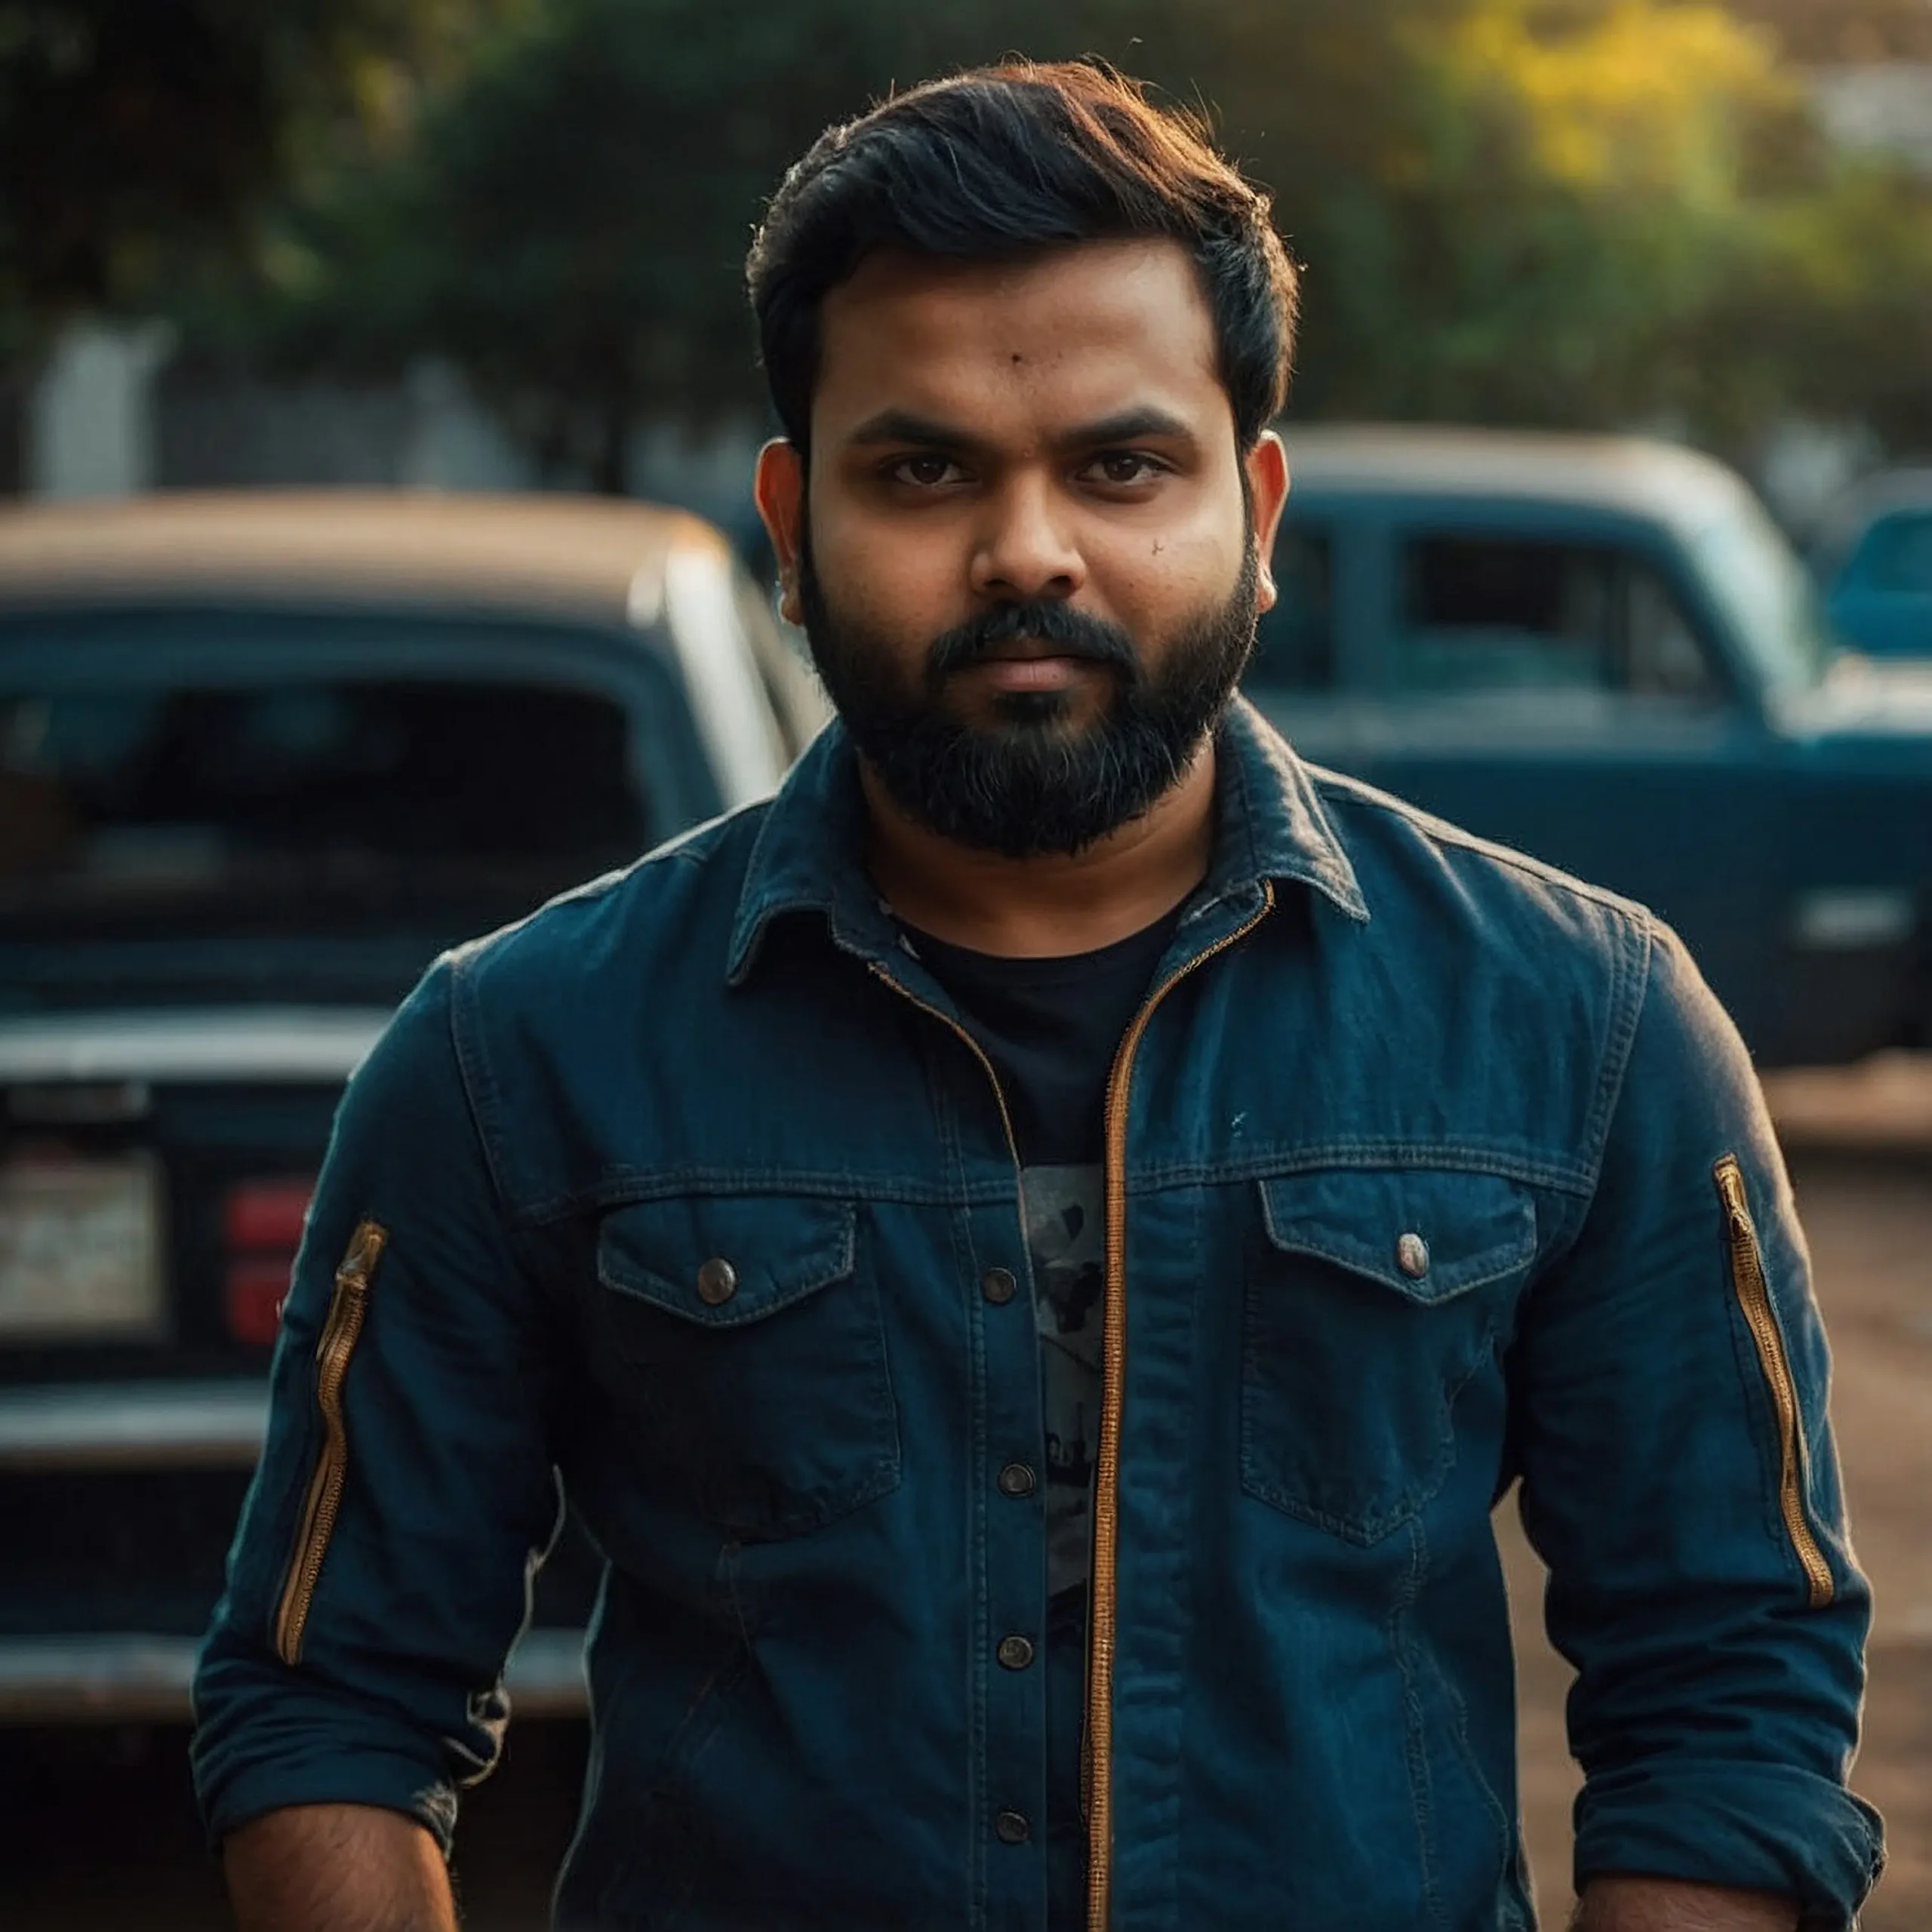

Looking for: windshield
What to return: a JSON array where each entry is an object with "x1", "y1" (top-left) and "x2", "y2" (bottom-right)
[
  {"x1": 0, "y1": 672, "x2": 651, "y2": 940},
  {"x1": 1692, "y1": 497, "x2": 1837, "y2": 694}
]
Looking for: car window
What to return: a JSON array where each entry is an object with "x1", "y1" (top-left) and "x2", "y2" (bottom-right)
[
  {"x1": 1854, "y1": 510, "x2": 1932, "y2": 594},
  {"x1": 1694, "y1": 499, "x2": 1831, "y2": 691},
  {"x1": 1245, "y1": 528, "x2": 1334, "y2": 691},
  {"x1": 0, "y1": 672, "x2": 650, "y2": 933},
  {"x1": 1625, "y1": 563, "x2": 1718, "y2": 698},
  {"x1": 1394, "y1": 534, "x2": 1718, "y2": 700}
]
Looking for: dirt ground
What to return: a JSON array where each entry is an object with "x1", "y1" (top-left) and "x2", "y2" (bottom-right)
[{"x1": 1, "y1": 1057, "x2": 1926, "y2": 1928}]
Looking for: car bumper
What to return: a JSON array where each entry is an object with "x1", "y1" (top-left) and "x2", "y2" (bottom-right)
[
  {"x1": 0, "y1": 1378, "x2": 590, "y2": 1723},
  {"x1": 0, "y1": 1379, "x2": 269, "y2": 1472}
]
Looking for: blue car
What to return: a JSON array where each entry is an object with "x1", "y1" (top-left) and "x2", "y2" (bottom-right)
[
  {"x1": 1242, "y1": 426, "x2": 1932, "y2": 1068},
  {"x1": 1815, "y1": 469, "x2": 1932, "y2": 660},
  {"x1": 0, "y1": 491, "x2": 823, "y2": 1727}
]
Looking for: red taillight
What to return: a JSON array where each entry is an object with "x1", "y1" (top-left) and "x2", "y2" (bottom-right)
[
  {"x1": 223, "y1": 1177, "x2": 315, "y2": 1349},
  {"x1": 223, "y1": 1178, "x2": 313, "y2": 1253},
  {"x1": 225, "y1": 1257, "x2": 291, "y2": 1350}
]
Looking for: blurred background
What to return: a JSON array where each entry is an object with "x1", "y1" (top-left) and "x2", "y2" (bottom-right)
[
  {"x1": 3, "y1": 0, "x2": 1931, "y2": 523},
  {"x1": 0, "y1": 2, "x2": 1928, "y2": 1927}
]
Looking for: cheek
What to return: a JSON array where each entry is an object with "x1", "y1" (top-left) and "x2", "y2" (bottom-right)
[
  {"x1": 811, "y1": 496, "x2": 963, "y2": 638},
  {"x1": 1091, "y1": 512, "x2": 1244, "y2": 638}
]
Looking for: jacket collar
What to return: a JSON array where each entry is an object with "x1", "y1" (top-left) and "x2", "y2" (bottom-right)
[{"x1": 724, "y1": 694, "x2": 1367, "y2": 986}]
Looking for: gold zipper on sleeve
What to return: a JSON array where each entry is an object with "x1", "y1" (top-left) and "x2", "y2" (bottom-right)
[
  {"x1": 1084, "y1": 882, "x2": 1275, "y2": 1932},
  {"x1": 273, "y1": 1218, "x2": 390, "y2": 1666},
  {"x1": 1712, "y1": 1156, "x2": 1834, "y2": 1611}
]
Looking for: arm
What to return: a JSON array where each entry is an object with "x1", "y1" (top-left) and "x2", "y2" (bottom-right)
[
  {"x1": 192, "y1": 958, "x2": 564, "y2": 1894},
  {"x1": 223, "y1": 1805, "x2": 457, "y2": 1932},
  {"x1": 1574, "y1": 1873, "x2": 1798, "y2": 1930},
  {"x1": 1512, "y1": 919, "x2": 1882, "y2": 1928}
]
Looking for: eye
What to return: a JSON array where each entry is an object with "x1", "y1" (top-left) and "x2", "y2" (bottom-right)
[
  {"x1": 1084, "y1": 451, "x2": 1167, "y2": 488},
  {"x1": 888, "y1": 454, "x2": 965, "y2": 489}
]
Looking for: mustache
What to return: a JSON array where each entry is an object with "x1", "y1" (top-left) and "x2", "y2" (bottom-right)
[{"x1": 924, "y1": 601, "x2": 1139, "y2": 688}]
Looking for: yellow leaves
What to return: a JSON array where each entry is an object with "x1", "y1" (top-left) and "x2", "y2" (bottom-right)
[{"x1": 1442, "y1": 0, "x2": 1796, "y2": 205}]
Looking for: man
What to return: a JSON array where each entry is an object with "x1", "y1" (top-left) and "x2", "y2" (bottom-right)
[{"x1": 193, "y1": 60, "x2": 1881, "y2": 1932}]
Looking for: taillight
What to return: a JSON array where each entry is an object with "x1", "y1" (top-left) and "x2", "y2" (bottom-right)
[{"x1": 223, "y1": 1177, "x2": 315, "y2": 1349}]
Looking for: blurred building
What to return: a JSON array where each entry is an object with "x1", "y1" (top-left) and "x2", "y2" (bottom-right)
[
  {"x1": 1808, "y1": 63, "x2": 1932, "y2": 174},
  {"x1": 20, "y1": 335, "x2": 761, "y2": 540}
]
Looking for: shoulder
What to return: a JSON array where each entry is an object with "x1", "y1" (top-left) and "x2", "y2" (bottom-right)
[
  {"x1": 443, "y1": 801, "x2": 767, "y2": 1008},
  {"x1": 1298, "y1": 765, "x2": 1667, "y2": 1164},
  {"x1": 1307, "y1": 761, "x2": 1656, "y2": 974}
]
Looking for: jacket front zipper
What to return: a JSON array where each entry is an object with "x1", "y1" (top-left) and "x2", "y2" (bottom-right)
[
  {"x1": 1712, "y1": 1156, "x2": 1834, "y2": 1610},
  {"x1": 1085, "y1": 883, "x2": 1275, "y2": 1932},
  {"x1": 875, "y1": 886, "x2": 1275, "y2": 1932},
  {"x1": 273, "y1": 1218, "x2": 389, "y2": 1666}
]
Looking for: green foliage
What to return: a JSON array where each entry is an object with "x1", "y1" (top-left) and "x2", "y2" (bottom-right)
[
  {"x1": 160, "y1": 0, "x2": 1932, "y2": 476},
  {"x1": 252, "y1": 0, "x2": 1135, "y2": 482},
  {"x1": 0, "y1": 0, "x2": 483, "y2": 339}
]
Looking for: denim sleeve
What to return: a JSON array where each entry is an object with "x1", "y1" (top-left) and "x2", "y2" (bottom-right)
[
  {"x1": 1513, "y1": 917, "x2": 1884, "y2": 1927},
  {"x1": 191, "y1": 958, "x2": 564, "y2": 1855}
]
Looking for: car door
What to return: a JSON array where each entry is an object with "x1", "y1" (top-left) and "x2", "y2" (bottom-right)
[
  {"x1": 1240, "y1": 509, "x2": 1388, "y2": 771},
  {"x1": 1349, "y1": 511, "x2": 1788, "y2": 1053}
]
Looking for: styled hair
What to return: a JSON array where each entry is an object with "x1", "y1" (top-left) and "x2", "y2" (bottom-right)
[{"x1": 746, "y1": 60, "x2": 1298, "y2": 452}]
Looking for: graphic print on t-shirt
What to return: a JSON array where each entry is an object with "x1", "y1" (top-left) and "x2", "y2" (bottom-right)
[{"x1": 1021, "y1": 1161, "x2": 1106, "y2": 1601}]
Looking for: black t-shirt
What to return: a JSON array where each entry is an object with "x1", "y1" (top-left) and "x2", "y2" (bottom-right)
[
  {"x1": 903, "y1": 909, "x2": 1183, "y2": 1165},
  {"x1": 901, "y1": 907, "x2": 1181, "y2": 1905}
]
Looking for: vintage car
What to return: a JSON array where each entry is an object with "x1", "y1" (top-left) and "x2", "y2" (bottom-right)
[
  {"x1": 0, "y1": 491, "x2": 825, "y2": 1723},
  {"x1": 1811, "y1": 467, "x2": 1932, "y2": 660},
  {"x1": 1244, "y1": 426, "x2": 1932, "y2": 1068}
]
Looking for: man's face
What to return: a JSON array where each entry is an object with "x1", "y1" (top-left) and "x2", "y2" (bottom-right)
[{"x1": 758, "y1": 238, "x2": 1288, "y2": 857}]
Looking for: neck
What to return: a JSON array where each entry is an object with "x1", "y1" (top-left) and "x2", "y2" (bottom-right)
[{"x1": 858, "y1": 740, "x2": 1217, "y2": 958}]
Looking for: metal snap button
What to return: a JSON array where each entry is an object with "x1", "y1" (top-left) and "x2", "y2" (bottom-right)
[
  {"x1": 980, "y1": 1266, "x2": 1017, "y2": 1305},
  {"x1": 1395, "y1": 1232, "x2": 1430, "y2": 1280},
  {"x1": 997, "y1": 1461, "x2": 1037, "y2": 1498},
  {"x1": 996, "y1": 1633, "x2": 1035, "y2": 1671},
  {"x1": 994, "y1": 1809, "x2": 1030, "y2": 1844},
  {"x1": 695, "y1": 1257, "x2": 738, "y2": 1306}
]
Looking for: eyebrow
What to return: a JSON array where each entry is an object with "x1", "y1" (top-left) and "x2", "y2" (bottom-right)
[{"x1": 842, "y1": 404, "x2": 1199, "y2": 456}]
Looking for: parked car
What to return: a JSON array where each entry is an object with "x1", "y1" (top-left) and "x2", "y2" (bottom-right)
[
  {"x1": 0, "y1": 491, "x2": 825, "y2": 1724},
  {"x1": 1810, "y1": 467, "x2": 1932, "y2": 660},
  {"x1": 1244, "y1": 426, "x2": 1932, "y2": 1067}
]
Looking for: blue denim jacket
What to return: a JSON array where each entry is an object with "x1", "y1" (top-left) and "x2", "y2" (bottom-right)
[{"x1": 193, "y1": 699, "x2": 1882, "y2": 1930}]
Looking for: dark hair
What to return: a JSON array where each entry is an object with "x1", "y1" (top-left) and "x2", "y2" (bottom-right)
[{"x1": 746, "y1": 60, "x2": 1298, "y2": 453}]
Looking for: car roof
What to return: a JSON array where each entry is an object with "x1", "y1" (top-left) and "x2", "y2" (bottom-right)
[
  {"x1": 1278, "y1": 423, "x2": 1751, "y2": 534},
  {"x1": 1810, "y1": 467, "x2": 1932, "y2": 550},
  {"x1": 0, "y1": 490, "x2": 733, "y2": 628}
]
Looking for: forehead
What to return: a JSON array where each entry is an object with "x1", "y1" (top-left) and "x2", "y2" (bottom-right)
[{"x1": 811, "y1": 237, "x2": 1229, "y2": 445}]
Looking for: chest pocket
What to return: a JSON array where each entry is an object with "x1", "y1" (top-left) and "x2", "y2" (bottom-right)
[
  {"x1": 595, "y1": 1194, "x2": 900, "y2": 1539},
  {"x1": 1241, "y1": 1168, "x2": 1537, "y2": 1546}
]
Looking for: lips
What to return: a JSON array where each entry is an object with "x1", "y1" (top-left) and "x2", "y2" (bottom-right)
[{"x1": 973, "y1": 637, "x2": 1105, "y2": 664}]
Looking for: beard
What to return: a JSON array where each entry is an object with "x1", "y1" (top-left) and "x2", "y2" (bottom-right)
[{"x1": 798, "y1": 533, "x2": 1259, "y2": 859}]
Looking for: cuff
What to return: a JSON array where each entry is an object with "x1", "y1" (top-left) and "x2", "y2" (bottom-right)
[
  {"x1": 1574, "y1": 1760, "x2": 1884, "y2": 1930},
  {"x1": 192, "y1": 1664, "x2": 460, "y2": 1857}
]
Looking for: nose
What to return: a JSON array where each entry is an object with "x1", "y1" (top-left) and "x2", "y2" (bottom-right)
[{"x1": 968, "y1": 473, "x2": 1085, "y2": 604}]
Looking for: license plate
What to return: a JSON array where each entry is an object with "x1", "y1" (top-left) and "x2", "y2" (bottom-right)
[{"x1": 0, "y1": 1154, "x2": 165, "y2": 1342}]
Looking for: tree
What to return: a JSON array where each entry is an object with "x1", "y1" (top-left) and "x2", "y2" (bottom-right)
[
  {"x1": 0, "y1": 0, "x2": 491, "y2": 482},
  {"x1": 252, "y1": 0, "x2": 1133, "y2": 488},
  {"x1": 211, "y1": 0, "x2": 1932, "y2": 480}
]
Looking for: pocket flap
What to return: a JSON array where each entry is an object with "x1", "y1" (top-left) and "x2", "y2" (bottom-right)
[
  {"x1": 597, "y1": 1194, "x2": 857, "y2": 1328},
  {"x1": 1258, "y1": 1169, "x2": 1535, "y2": 1305}
]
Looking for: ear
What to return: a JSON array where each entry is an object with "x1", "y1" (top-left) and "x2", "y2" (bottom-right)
[
  {"x1": 1244, "y1": 431, "x2": 1291, "y2": 614},
  {"x1": 755, "y1": 438, "x2": 808, "y2": 624}
]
